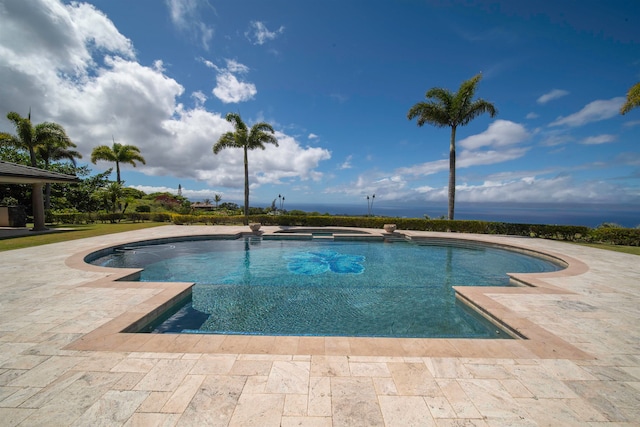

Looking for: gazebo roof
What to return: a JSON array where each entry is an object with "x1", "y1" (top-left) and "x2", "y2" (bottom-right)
[{"x1": 0, "y1": 160, "x2": 80, "y2": 184}]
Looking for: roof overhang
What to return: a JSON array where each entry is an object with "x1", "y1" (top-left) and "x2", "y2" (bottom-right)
[{"x1": 0, "y1": 160, "x2": 80, "y2": 184}]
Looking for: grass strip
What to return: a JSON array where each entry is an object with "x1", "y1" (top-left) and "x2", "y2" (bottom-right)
[{"x1": 0, "y1": 222, "x2": 166, "y2": 252}]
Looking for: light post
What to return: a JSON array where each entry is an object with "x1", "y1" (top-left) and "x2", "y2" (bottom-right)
[{"x1": 366, "y1": 194, "x2": 375, "y2": 216}]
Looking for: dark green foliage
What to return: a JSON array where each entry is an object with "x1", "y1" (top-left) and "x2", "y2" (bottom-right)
[{"x1": 587, "y1": 227, "x2": 640, "y2": 246}]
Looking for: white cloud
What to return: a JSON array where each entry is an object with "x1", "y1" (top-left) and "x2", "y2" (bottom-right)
[
  {"x1": 225, "y1": 59, "x2": 249, "y2": 74},
  {"x1": 165, "y1": 0, "x2": 213, "y2": 50},
  {"x1": 339, "y1": 155, "x2": 353, "y2": 170},
  {"x1": 550, "y1": 97, "x2": 625, "y2": 127},
  {"x1": 537, "y1": 89, "x2": 569, "y2": 104},
  {"x1": 245, "y1": 21, "x2": 284, "y2": 45},
  {"x1": 191, "y1": 90, "x2": 207, "y2": 107},
  {"x1": 581, "y1": 134, "x2": 617, "y2": 145},
  {"x1": 540, "y1": 133, "x2": 573, "y2": 147},
  {"x1": 213, "y1": 72, "x2": 257, "y2": 103},
  {"x1": 526, "y1": 112, "x2": 539, "y2": 119},
  {"x1": 208, "y1": 58, "x2": 256, "y2": 103},
  {"x1": 0, "y1": 0, "x2": 330, "y2": 193},
  {"x1": 454, "y1": 176, "x2": 635, "y2": 203},
  {"x1": 308, "y1": 133, "x2": 319, "y2": 140},
  {"x1": 324, "y1": 171, "x2": 409, "y2": 201},
  {"x1": 398, "y1": 120, "x2": 530, "y2": 176},
  {"x1": 458, "y1": 120, "x2": 529, "y2": 150}
]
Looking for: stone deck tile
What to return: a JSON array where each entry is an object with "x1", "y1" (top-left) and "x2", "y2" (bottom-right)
[{"x1": 0, "y1": 225, "x2": 638, "y2": 425}]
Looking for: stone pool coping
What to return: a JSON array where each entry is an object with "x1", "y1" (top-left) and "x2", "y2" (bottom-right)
[{"x1": 64, "y1": 226, "x2": 592, "y2": 360}]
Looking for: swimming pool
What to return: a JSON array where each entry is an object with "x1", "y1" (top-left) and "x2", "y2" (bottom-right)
[{"x1": 88, "y1": 236, "x2": 563, "y2": 338}]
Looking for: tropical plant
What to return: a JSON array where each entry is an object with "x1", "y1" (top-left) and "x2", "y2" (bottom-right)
[
  {"x1": 213, "y1": 112, "x2": 278, "y2": 224},
  {"x1": 408, "y1": 74, "x2": 497, "y2": 220},
  {"x1": 91, "y1": 139, "x2": 146, "y2": 184},
  {"x1": 214, "y1": 194, "x2": 222, "y2": 208},
  {"x1": 0, "y1": 111, "x2": 78, "y2": 229},
  {"x1": 36, "y1": 130, "x2": 82, "y2": 209},
  {"x1": 94, "y1": 182, "x2": 123, "y2": 215},
  {"x1": 620, "y1": 82, "x2": 640, "y2": 115}
]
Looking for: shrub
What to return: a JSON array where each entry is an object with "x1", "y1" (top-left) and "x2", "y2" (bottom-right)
[
  {"x1": 587, "y1": 227, "x2": 640, "y2": 246},
  {"x1": 166, "y1": 213, "x2": 637, "y2": 246}
]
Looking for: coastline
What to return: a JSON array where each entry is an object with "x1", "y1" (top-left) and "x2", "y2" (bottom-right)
[{"x1": 281, "y1": 202, "x2": 639, "y2": 228}]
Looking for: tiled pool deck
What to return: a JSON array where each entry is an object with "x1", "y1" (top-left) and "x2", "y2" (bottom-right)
[{"x1": 0, "y1": 225, "x2": 638, "y2": 426}]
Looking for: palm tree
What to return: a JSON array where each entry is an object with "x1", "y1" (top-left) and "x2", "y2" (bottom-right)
[
  {"x1": 408, "y1": 74, "x2": 497, "y2": 220},
  {"x1": 621, "y1": 82, "x2": 640, "y2": 115},
  {"x1": 37, "y1": 132, "x2": 82, "y2": 209},
  {"x1": 214, "y1": 194, "x2": 222, "y2": 208},
  {"x1": 91, "y1": 138, "x2": 146, "y2": 184},
  {"x1": 213, "y1": 113, "x2": 278, "y2": 224},
  {"x1": 1, "y1": 111, "x2": 77, "y2": 229}
]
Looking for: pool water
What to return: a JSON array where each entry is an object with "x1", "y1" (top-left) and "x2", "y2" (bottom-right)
[{"x1": 91, "y1": 237, "x2": 562, "y2": 338}]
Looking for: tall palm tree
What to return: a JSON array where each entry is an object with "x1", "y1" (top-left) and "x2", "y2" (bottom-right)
[
  {"x1": 408, "y1": 74, "x2": 497, "y2": 220},
  {"x1": 1, "y1": 111, "x2": 77, "y2": 229},
  {"x1": 91, "y1": 139, "x2": 146, "y2": 184},
  {"x1": 213, "y1": 112, "x2": 278, "y2": 225},
  {"x1": 620, "y1": 82, "x2": 640, "y2": 115}
]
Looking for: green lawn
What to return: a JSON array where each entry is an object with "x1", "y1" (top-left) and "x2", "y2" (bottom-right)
[
  {"x1": 0, "y1": 222, "x2": 167, "y2": 252},
  {"x1": 573, "y1": 242, "x2": 640, "y2": 256}
]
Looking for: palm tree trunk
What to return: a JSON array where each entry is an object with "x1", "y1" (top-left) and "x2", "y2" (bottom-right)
[
  {"x1": 31, "y1": 183, "x2": 47, "y2": 231},
  {"x1": 448, "y1": 126, "x2": 456, "y2": 220},
  {"x1": 243, "y1": 146, "x2": 249, "y2": 225},
  {"x1": 116, "y1": 161, "x2": 121, "y2": 184}
]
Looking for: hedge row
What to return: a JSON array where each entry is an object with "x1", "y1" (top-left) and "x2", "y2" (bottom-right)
[
  {"x1": 49, "y1": 212, "x2": 173, "y2": 224},
  {"x1": 47, "y1": 211, "x2": 639, "y2": 246}
]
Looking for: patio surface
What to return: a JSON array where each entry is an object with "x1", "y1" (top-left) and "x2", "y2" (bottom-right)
[{"x1": 0, "y1": 225, "x2": 638, "y2": 426}]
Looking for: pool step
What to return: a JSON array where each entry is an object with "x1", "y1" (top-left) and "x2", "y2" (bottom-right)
[{"x1": 312, "y1": 235, "x2": 334, "y2": 240}]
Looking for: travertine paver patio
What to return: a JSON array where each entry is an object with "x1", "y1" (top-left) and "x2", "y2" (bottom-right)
[{"x1": 0, "y1": 225, "x2": 638, "y2": 426}]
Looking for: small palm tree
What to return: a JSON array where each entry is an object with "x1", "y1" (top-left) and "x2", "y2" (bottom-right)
[
  {"x1": 214, "y1": 194, "x2": 222, "y2": 208},
  {"x1": 621, "y1": 82, "x2": 640, "y2": 115},
  {"x1": 37, "y1": 133, "x2": 82, "y2": 209},
  {"x1": 213, "y1": 113, "x2": 278, "y2": 224},
  {"x1": 91, "y1": 138, "x2": 146, "y2": 184},
  {"x1": 408, "y1": 74, "x2": 497, "y2": 220}
]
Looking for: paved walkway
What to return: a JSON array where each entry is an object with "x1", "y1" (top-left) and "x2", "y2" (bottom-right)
[{"x1": 0, "y1": 225, "x2": 638, "y2": 426}]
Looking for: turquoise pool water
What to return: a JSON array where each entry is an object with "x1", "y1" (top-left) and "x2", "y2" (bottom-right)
[{"x1": 90, "y1": 237, "x2": 562, "y2": 338}]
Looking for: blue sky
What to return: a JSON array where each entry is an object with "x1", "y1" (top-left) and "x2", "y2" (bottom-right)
[{"x1": 1, "y1": 0, "x2": 639, "y2": 213}]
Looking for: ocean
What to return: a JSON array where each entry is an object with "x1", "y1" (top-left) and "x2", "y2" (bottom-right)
[{"x1": 284, "y1": 202, "x2": 639, "y2": 229}]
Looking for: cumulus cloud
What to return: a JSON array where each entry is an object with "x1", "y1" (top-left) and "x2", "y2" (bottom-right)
[
  {"x1": 165, "y1": 0, "x2": 214, "y2": 50},
  {"x1": 550, "y1": 97, "x2": 625, "y2": 127},
  {"x1": 537, "y1": 89, "x2": 569, "y2": 104},
  {"x1": 208, "y1": 58, "x2": 257, "y2": 103},
  {"x1": 308, "y1": 133, "x2": 319, "y2": 140},
  {"x1": 245, "y1": 21, "x2": 284, "y2": 45},
  {"x1": 213, "y1": 73, "x2": 257, "y2": 103},
  {"x1": 458, "y1": 120, "x2": 529, "y2": 150},
  {"x1": 0, "y1": 0, "x2": 330, "y2": 193}
]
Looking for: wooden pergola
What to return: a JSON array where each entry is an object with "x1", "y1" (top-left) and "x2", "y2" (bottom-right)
[{"x1": 0, "y1": 160, "x2": 80, "y2": 231}]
